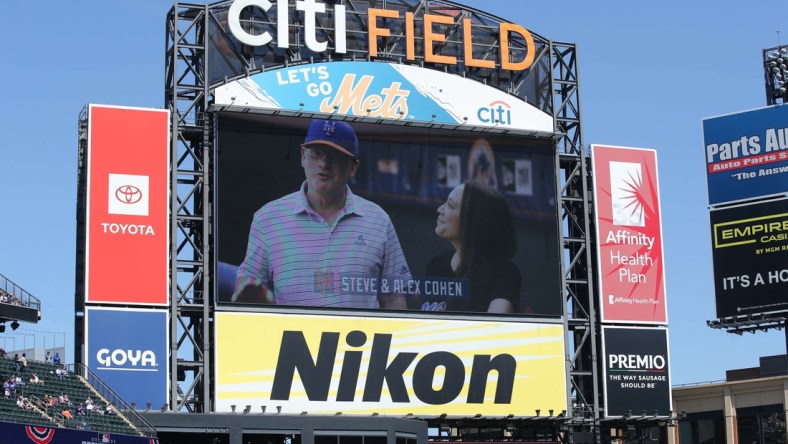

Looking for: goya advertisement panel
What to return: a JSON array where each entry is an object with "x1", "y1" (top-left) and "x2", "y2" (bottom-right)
[{"x1": 86, "y1": 308, "x2": 169, "y2": 408}]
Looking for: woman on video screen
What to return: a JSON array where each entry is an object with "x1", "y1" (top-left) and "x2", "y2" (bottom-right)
[{"x1": 422, "y1": 181, "x2": 521, "y2": 313}]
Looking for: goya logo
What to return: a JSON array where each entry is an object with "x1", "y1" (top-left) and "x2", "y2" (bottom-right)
[
  {"x1": 271, "y1": 330, "x2": 516, "y2": 405},
  {"x1": 97, "y1": 348, "x2": 158, "y2": 370},
  {"x1": 477, "y1": 101, "x2": 512, "y2": 125}
]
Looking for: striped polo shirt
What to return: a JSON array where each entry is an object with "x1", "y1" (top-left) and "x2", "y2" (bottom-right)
[{"x1": 237, "y1": 183, "x2": 412, "y2": 308}]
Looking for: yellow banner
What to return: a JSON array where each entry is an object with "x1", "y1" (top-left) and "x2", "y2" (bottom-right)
[{"x1": 215, "y1": 312, "x2": 566, "y2": 417}]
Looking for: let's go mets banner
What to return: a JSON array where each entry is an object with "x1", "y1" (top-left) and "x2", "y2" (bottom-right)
[
  {"x1": 214, "y1": 312, "x2": 567, "y2": 417},
  {"x1": 213, "y1": 61, "x2": 554, "y2": 134},
  {"x1": 591, "y1": 145, "x2": 668, "y2": 324}
]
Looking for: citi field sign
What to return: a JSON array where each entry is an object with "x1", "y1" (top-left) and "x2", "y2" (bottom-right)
[
  {"x1": 214, "y1": 1, "x2": 553, "y2": 132},
  {"x1": 227, "y1": 0, "x2": 536, "y2": 72},
  {"x1": 215, "y1": 312, "x2": 567, "y2": 417}
]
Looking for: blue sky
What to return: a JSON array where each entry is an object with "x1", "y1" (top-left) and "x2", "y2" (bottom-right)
[{"x1": 0, "y1": 1, "x2": 785, "y2": 386}]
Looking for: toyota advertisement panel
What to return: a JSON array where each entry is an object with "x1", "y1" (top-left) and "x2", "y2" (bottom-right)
[
  {"x1": 86, "y1": 308, "x2": 168, "y2": 408},
  {"x1": 216, "y1": 113, "x2": 563, "y2": 317},
  {"x1": 214, "y1": 312, "x2": 567, "y2": 417},
  {"x1": 602, "y1": 326, "x2": 671, "y2": 418},
  {"x1": 85, "y1": 105, "x2": 169, "y2": 305},
  {"x1": 710, "y1": 198, "x2": 788, "y2": 319},
  {"x1": 591, "y1": 145, "x2": 668, "y2": 324},
  {"x1": 703, "y1": 105, "x2": 788, "y2": 206}
]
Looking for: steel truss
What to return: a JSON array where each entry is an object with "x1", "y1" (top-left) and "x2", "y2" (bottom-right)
[
  {"x1": 164, "y1": 2, "x2": 598, "y2": 437},
  {"x1": 551, "y1": 42, "x2": 601, "y2": 443},
  {"x1": 165, "y1": 2, "x2": 212, "y2": 412}
]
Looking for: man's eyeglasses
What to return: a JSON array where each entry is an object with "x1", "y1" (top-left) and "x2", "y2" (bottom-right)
[{"x1": 305, "y1": 146, "x2": 355, "y2": 163}]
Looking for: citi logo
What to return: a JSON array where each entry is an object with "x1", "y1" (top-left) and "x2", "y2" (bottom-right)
[
  {"x1": 609, "y1": 354, "x2": 666, "y2": 370},
  {"x1": 477, "y1": 101, "x2": 512, "y2": 125},
  {"x1": 97, "y1": 348, "x2": 158, "y2": 371}
]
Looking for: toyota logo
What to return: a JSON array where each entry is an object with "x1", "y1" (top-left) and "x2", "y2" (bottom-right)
[{"x1": 115, "y1": 185, "x2": 143, "y2": 204}]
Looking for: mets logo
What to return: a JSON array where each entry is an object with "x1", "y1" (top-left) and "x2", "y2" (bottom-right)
[
  {"x1": 24, "y1": 425, "x2": 54, "y2": 444},
  {"x1": 322, "y1": 121, "x2": 336, "y2": 136},
  {"x1": 114, "y1": 185, "x2": 143, "y2": 205}
]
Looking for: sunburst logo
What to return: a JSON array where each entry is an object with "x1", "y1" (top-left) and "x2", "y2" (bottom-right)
[{"x1": 609, "y1": 161, "x2": 646, "y2": 227}]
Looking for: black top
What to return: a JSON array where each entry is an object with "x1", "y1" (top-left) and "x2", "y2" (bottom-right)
[{"x1": 419, "y1": 250, "x2": 521, "y2": 313}]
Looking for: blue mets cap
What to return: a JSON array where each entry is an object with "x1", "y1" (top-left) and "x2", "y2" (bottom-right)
[{"x1": 301, "y1": 120, "x2": 359, "y2": 159}]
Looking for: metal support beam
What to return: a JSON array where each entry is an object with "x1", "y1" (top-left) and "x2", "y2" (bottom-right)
[
  {"x1": 165, "y1": 2, "x2": 211, "y2": 413},
  {"x1": 551, "y1": 41, "x2": 600, "y2": 443}
]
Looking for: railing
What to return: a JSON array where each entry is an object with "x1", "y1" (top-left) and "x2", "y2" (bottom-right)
[
  {"x1": 673, "y1": 380, "x2": 726, "y2": 388},
  {"x1": 74, "y1": 363, "x2": 157, "y2": 437},
  {"x1": 0, "y1": 273, "x2": 41, "y2": 311},
  {"x1": 27, "y1": 394, "x2": 55, "y2": 421}
]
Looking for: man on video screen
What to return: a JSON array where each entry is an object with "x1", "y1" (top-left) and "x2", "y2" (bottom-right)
[{"x1": 232, "y1": 119, "x2": 411, "y2": 309}]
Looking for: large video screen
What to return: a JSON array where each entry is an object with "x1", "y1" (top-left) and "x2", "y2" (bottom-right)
[{"x1": 216, "y1": 113, "x2": 561, "y2": 316}]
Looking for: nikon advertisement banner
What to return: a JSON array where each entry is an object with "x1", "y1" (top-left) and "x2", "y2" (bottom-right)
[
  {"x1": 602, "y1": 326, "x2": 671, "y2": 417},
  {"x1": 710, "y1": 198, "x2": 788, "y2": 319},
  {"x1": 214, "y1": 312, "x2": 567, "y2": 417}
]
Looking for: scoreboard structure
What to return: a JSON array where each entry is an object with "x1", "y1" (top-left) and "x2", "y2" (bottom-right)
[
  {"x1": 159, "y1": 0, "x2": 590, "y2": 420},
  {"x1": 71, "y1": 0, "x2": 678, "y2": 442}
]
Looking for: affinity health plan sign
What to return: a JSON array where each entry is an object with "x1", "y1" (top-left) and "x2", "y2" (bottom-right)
[{"x1": 591, "y1": 145, "x2": 668, "y2": 325}]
